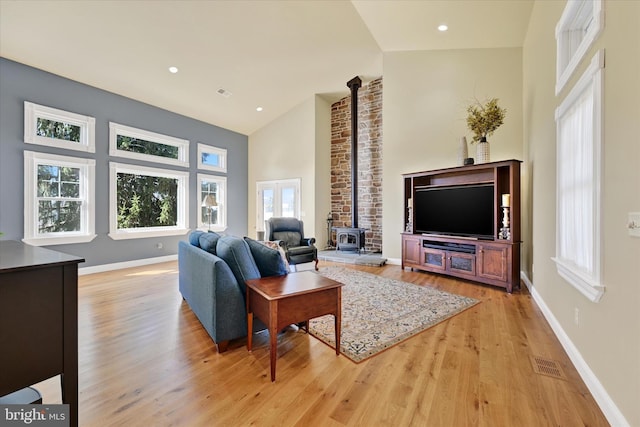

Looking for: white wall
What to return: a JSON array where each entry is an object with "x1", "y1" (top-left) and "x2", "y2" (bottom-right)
[
  {"x1": 382, "y1": 48, "x2": 524, "y2": 260},
  {"x1": 248, "y1": 96, "x2": 332, "y2": 242},
  {"x1": 523, "y1": 1, "x2": 640, "y2": 425}
]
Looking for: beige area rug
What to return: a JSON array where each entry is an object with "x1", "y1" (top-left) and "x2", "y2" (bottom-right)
[{"x1": 309, "y1": 267, "x2": 480, "y2": 363}]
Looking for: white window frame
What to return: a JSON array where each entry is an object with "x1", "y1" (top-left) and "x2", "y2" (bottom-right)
[
  {"x1": 23, "y1": 151, "x2": 96, "y2": 246},
  {"x1": 555, "y1": 0, "x2": 604, "y2": 95},
  {"x1": 197, "y1": 174, "x2": 227, "y2": 232},
  {"x1": 108, "y1": 162, "x2": 189, "y2": 240},
  {"x1": 552, "y1": 50, "x2": 605, "y2": 302},
  {"x1": 197, "y1": 143, "x2": 227, "y2": 173},
  {"x1": 109, "y1": 122, "x2": 189, "y2": 167},
  {"x1": 256, "y1": 178, "x2": 301, "y2": 232},
  {"x1": 24, "y1": 101, "x2": 96, "y2": 153}
]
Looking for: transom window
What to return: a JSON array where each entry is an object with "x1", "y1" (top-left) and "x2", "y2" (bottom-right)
[
  {"x1": 109, "y1": 122, "x2": 189, "y2": 167},
  {"x1": 197, "y1": 143, "x2": 227, "y2": 173},
  {"x1": 198, "y1": 174, "x2": 227, "y2": 232},
  {"x1": 553, "y1": 50, "x2": 605, "y2": 302},
  {"x1": 24, "y1": 101, "x2": 96, "y2": 153},
  {"x1": 23, "y1": 151, "x2": 96, "y2": 246},
  {"x1": 108, "y1": 162, "x2": 189, "y2": 240},
  {"x1": 555, "y1": 0, "x2": 604, "y2": 94}
]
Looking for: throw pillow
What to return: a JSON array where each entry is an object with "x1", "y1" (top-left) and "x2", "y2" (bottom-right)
[
  {"x1": 189, "y1": 230, "x2": 204, "y2": 247},
  {"x1": 199, "y1": 231, "x2": 221, "y2": 254},
  {"x1": 244, "y1": 237, "x2": 289, "y2": 277},
  {"x1": 257, "y1": 240, "x2": 290, "y2": 273}
]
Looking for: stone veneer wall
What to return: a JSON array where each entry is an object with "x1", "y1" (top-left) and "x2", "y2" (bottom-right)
[{"x1": 330, "y1": 77, "x2": 383, "y2": 252}]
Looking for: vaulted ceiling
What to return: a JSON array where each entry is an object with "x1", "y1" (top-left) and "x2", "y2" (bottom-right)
[{"x1": 0, "y1": 1, "x2": 533, "y2": 135}]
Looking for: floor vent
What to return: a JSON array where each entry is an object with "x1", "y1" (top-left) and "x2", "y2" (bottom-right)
[{"x1": 530, "y1": 356, "x2": 566, "y2": 380}]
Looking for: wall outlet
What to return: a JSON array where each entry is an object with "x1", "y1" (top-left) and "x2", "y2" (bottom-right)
[
  {"x1": 574, "y1": 307, "x2": 580, "y2": 326},
  {"x1": 156, "y1": 243, "x2": 163, "y2": 249}
]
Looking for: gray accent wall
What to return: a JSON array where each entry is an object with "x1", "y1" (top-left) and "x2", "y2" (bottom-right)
[{"x1": 0, "y1": 58, "x2": 249, "y2": 267}]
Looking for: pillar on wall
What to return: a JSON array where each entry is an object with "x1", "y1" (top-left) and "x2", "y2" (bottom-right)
[{"x1": 330, "y1": 77, "x2": 383, "y2": 253}]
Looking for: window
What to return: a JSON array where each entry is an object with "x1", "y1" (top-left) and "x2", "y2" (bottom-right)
[
  {"x1": 256, "y1": 179, "x2": 300, "y2": 231},
  {"x1": 198, "y1": 174, "x2": 227, "y2": 232},
  {"x1": 197, "y1": 143, "x2": 227, "y2": 173},
  {"x1": 23, "y1": 151, "x2": 96, "y2": 246},
  {"x1": 553, "y1": 50, "x2": 604, "y2": 302},
  {"x1": 555, "y1": 0, "x2": 604, "y2": 94},
  {"x1": 109, "y1": 122, "x2": 189, "y2": 167},
  {"x1": 109, "y1": 162, "x2": 189, "y2": 240},
  {"x1": 24, "y1": 101, "x2": 96, "y2": 153}
]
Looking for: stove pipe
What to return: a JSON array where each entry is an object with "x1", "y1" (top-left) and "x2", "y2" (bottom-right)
[{"x1": 346, "y1": 76, "x2": 362, "y2": 229}]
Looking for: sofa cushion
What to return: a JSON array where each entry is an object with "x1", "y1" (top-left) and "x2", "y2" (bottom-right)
[
  {"x1": 216, "y1": 235, "x2": 261, "y2": 291},
  {"x1": 199, "y1": 231, "x2": 221, "y2": 254},
  {"x1": 189, "y1": 230, "x2": 205, "y2": 247},
  {"x1": 244, "y1": 237, "x2": 288, "y2": 277}
]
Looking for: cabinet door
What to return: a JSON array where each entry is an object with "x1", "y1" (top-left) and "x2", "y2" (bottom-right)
[
  {"x1": 447, "y1": 252, "x2": 476, "y2": 276},
  {"x1": 423, "y1": 248, "x2": 446, "y2": 271},
  {"x1": 402, "y1": 235, "x2": 421, "y2": 266},
  {"x1": 477, "y1": 244, "x2": 510, "y2": 282}
]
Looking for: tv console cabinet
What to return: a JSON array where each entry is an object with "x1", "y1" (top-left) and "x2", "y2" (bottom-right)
[{"x1": 401, "y1": 160, "x2": 521, "y2": 292}]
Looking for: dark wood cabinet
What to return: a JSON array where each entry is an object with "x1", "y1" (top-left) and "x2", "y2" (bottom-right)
[
  {"x1": 0, "y1": 241, "x2": 83, "y2": 427},
  {"x1": 401, "y1": 160, "x2": 521, "y2": 292}
]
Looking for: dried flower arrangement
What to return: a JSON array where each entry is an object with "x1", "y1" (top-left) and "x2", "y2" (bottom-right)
[{"x1": 466, "y1": 98, "x2": 506, "y2": 143}]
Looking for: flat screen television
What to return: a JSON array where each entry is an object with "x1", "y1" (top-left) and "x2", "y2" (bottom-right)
[{"x1": 414, "y1": 184, "x2": 495, "y2": 239}]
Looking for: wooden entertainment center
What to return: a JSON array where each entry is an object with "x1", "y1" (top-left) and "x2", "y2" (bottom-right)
[{"x1": 401, "y1": 159, "x2": 521, "y2": 292}]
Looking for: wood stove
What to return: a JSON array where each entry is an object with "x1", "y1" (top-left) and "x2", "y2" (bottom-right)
[{"x1": 334, "y1": 227, "x2": 366, "y2": 253}]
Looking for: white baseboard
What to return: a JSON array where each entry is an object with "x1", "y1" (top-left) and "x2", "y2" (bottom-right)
[
  {"x1": 520, "y1": 271, "x2": 629, "y2": 427},
  {"x1": 385, "y1": 257, "x2": 401, "y2": 265},
  {"x1": 79, "y1": 254, "x2": 178, "y2": 276}
]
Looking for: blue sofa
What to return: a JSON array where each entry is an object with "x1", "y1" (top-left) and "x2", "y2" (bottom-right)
[{"x1": 178, "y1": 231, "x2": 288, "y2": 352}]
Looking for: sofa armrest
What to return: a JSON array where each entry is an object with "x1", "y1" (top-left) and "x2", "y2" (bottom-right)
[{"x1": 178, "y1": 241, "x2": 249, "y2": 345}]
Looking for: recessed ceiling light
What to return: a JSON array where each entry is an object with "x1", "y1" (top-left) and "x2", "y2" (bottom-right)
[
  {"x1": 168, "y1": 66, "x2": 179, "y2": 74},
  {"x1": 438, "y1": 24, "x2": 448, "y2": 32},
  {"x1": 256, "y1": 106, "x2": 263, "y2": 112}
]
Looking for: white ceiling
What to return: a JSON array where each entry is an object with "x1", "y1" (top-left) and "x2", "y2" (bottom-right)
[{"x1": 0, "y1": 0, "x2": 533, "y2": 136}]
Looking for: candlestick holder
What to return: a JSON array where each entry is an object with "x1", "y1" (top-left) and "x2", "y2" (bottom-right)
[
  {"x1": 499, "y1": 205, "x2": 511, "y2": 240},
  {"x1": 406, "y1": 207, "x2": 413, "y2": 233}
]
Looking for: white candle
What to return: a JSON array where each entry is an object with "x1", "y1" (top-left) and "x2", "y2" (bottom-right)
[
  {"x1": 407, "y1": 198, "x2": 413, "y2": 208},
  {"x1": 502, "y1": 194, "x2": 511, "y2": 207}
]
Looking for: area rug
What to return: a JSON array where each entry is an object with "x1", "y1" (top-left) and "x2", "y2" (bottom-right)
[{"x1": 309, "y1": 267, "x2": 480, "y2": 363}]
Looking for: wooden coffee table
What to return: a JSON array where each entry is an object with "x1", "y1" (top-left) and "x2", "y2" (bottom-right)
[{"x1": 246, "y1": 271, "x2": 343, "y2": 382}]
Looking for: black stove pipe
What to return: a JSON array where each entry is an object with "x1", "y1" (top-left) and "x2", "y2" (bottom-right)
[{"x1": 346, "y1": 76, "x2": 362, "y2": 229}]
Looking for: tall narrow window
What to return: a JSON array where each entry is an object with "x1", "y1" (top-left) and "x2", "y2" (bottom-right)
[
  {"x1": 198, "y1": 174, "x2": 227, "y2": 231},
  {"x1": 24, "y1": 151, "x2": 96, "y2": 245},
  {"x1": 553, "y1": 50, "x2": 604, "y2": 302},
  {"x1": 109, "y1": 162, "x2": 189, "y2": 240}
]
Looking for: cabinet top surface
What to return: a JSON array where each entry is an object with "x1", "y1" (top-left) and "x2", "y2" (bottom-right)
[
  {"x1": 0, "y1": 240, "x2": 84, "y2": 272},
  {"x1": 402, "y1": 159, "x2": 521, "y2": 177}
]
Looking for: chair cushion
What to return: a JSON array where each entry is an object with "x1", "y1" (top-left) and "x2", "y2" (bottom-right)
[
  {"x1": 288, "y1": 245, "x2": 316, "y2": 257},
  {"x1": 244, "y1": 237, "x2": 288, "y2": 277},
  {"x1": 189, "y1": 230, "x2": 205, "y2": 247},
  {"x1": 199, "y1": 231, "x2": 221, "y2": 254},
  {"x1": 216, "y1": 235, "x2": 261, "y2": 291}
]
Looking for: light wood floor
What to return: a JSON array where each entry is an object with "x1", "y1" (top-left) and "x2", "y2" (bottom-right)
[{"x1": 33, "y1": 261, "x2": 609, "y2": 426}]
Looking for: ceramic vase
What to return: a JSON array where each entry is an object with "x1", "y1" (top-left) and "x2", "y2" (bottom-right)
[
  {"x1": 457, "y1": 136, "x2": 468, "y2": 166},
  {"x1": 476, "y1": 137, "x2": 490, "y2": 164}
]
